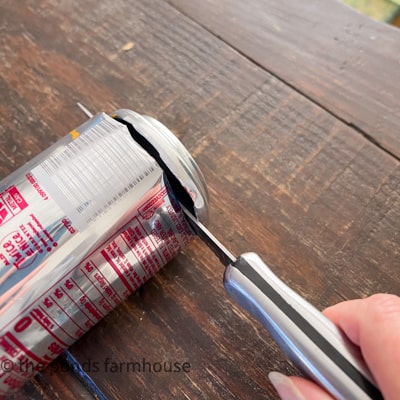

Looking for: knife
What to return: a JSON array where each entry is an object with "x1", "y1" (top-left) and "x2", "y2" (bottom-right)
[
  {"x1": 181, "y1": 206, "x2": 383, "y2": 400},
  {"x1": 75, "y1": 103, "x2": 382, "y2": 400}
]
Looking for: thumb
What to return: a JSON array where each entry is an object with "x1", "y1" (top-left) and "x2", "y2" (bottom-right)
[{"x1": 269, "y1": 372, "x2": 335, "y2": 400}]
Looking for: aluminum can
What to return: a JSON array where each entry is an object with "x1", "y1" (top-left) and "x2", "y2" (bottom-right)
[{"x1": 0, "y1": 110, "x2": 208, "y2": 396}]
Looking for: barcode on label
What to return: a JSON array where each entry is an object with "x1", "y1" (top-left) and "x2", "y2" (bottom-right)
[{"x1": 32, "y1": 114, "x2": 159, "y2": 230}]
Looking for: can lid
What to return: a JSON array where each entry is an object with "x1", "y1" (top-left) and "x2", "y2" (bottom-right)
[{"x1": 112, "y1": 109, "x2": 209, "y2": 223}]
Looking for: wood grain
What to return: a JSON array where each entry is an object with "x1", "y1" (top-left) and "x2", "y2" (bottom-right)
[
  {"x1": 0, "y1": 0, "x2": 399, "y2": 399},
  {"x1": 167, "y1": 0, "x2": 400, "y2": 159}
]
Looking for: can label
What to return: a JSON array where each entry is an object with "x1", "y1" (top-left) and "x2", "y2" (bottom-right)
[
  {"x1": 0, "y1": 114, "x2": 194, "y2": 396},
  {"x1": 0, "y1": 186, "x2": 29, "y2": 227}
]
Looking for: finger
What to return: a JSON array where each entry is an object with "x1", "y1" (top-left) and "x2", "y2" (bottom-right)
[
  {"x1": 323, "y1": 298, "x2": 364, "y2": 345},
  {"x1": 323, "y1": 294, "x2": 400, "y2": 400},
  {"x1": 269, "y1": 372, "x2": 335, "y2": 400}
]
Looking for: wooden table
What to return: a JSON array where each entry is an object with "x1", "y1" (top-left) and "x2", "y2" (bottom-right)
[{"x1": 1, "y1": 1, "x2": 399, "y2": 399}]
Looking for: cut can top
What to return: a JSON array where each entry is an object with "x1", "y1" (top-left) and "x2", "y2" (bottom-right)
[{"x1": 112, "y1": 109, "x2": 209, "y2": 224}]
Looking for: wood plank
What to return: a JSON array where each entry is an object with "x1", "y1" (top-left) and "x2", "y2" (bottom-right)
[
  {"x1": 1, "y1": 0, "x2": 399, "y2": 399},
  {"x1": 167, "y1": 0, "x2": 400, "y2": 159}
]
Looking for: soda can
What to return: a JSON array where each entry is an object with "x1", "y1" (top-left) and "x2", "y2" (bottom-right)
[{"x1": 0, "y1": 109, "x2": 208, "y2": 396}]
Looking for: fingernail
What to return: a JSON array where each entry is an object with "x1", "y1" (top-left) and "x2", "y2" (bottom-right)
[{"x1": 268, "y1": 371, "x2": 306, "y2": 400}]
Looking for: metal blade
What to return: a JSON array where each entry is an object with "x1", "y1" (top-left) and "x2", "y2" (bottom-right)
[
  {"x1": 77, "y1": 102, "x2": 94, "y2": 118},
  {"x1": 181, "y1": 205, "x2": 236, "y2": 266}
]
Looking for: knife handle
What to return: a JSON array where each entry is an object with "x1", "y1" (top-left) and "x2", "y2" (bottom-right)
[{"x1": 223, "y1": 252, "x2": 383, "y2": 400}]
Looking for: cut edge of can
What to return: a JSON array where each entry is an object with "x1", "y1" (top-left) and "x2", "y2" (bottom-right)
[{"x1": 111, "y1": 109, "x2": 209, "y2": 224}]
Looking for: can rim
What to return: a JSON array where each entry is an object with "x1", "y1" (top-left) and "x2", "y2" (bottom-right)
[{"x1": 112, "y1": 109, "x2": 209, "y2": 224}]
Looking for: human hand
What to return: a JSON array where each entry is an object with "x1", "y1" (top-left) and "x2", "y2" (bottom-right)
[{"x1": 268, "y1": 294, "x2": 400, "y2": 400}]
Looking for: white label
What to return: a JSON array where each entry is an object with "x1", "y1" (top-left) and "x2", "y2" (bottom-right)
[{"x1": 32, "y1": 115, "x2": 158, "y2": 230}]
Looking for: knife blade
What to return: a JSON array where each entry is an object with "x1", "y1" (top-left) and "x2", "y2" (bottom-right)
[{"x1": 181, "y1": 205, "x2": 383, "y2": 400}]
